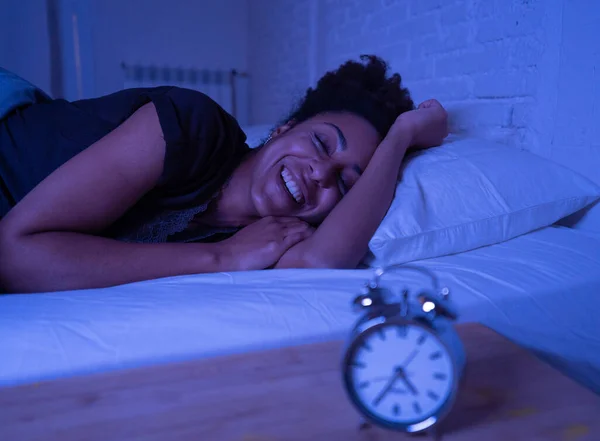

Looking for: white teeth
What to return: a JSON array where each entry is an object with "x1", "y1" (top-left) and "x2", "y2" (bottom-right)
[{"x1": 281, "y1": 167, "x2": 304, "y2": 204}]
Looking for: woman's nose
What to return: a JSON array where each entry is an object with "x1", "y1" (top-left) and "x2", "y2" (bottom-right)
[{"x1": 310, "y1": 158, "x2": 337, "y2": 187}]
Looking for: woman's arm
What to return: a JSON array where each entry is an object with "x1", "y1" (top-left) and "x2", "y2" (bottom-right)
[
  {"x1": 0, "y1": 104, "x2": 224, "y2": 293},
  {"x1": 274, "y1": 130, "x2": 409, "y2": 269},
  {"x1": 275, "y1": 99, "x2": 448, "y2": 270}
]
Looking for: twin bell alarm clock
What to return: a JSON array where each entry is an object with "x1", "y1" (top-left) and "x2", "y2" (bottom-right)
[{"x1": 341, "y1": 265, "x2": 466, "y2": 435}]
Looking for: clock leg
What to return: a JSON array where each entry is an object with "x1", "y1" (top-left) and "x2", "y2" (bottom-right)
[
  {"x1": 358, "y1": 417, "x2": 372, "y2": 431},
  {"x1": 428, "y1": 426, "x2": 443, "y2": 440}
]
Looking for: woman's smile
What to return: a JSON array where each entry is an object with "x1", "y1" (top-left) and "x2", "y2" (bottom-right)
[{"x1": 280, "y1": 166, "x2": 305, "y2": 205}]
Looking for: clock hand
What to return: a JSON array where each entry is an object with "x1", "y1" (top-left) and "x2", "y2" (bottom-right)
[
  {"x1": 398, "y1": 369, "x2": 419, "y2": 396},
  {"x1": 372, "y1": 371, "x2": 402, "y2": 407},
  {"x1": 401, "y1": 349, "x2": 419, "y2": 369},
  {"x1": 371, "y1": 349, "x2": 421, "y2": 406}
]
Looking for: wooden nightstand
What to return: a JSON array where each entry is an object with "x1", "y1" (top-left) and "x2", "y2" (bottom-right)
[{"x1": 1, "y1": 324, "x2": 599, "y2": 440}]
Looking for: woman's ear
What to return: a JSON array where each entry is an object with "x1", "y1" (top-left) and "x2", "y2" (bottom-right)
[
  {"x1": 271, "y1": 120, "x2": 295, "y2": 139},
  {"x1": 260, "y1": 120, "x2": 296, "y2": 149}
]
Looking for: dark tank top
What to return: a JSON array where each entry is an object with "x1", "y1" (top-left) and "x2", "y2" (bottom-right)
[{"x1": 0, "y1": 86, "x2": 251, "y2": 242}]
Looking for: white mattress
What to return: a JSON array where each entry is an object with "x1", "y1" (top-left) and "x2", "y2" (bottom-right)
[{"x1": 1, "y1": 226, "x2": 600, "y2": 393}]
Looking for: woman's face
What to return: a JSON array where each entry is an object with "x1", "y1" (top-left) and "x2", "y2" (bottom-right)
[{"x1": 248, "y1": 112, "x2": 381, "y2": 224}]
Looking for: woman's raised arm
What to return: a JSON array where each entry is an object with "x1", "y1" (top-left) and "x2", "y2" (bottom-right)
[{"x1": 275, "y1": 99, "x2": 448, "y2": 269}]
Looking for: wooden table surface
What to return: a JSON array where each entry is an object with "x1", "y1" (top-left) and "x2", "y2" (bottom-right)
[{"x1": 1, "y1": 324, "x2": 599, "y2": 441}]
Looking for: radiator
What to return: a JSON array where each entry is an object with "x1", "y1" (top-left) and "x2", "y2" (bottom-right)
[{"x1": 121, "y1": 63, "x2": 250, "y2": 126}]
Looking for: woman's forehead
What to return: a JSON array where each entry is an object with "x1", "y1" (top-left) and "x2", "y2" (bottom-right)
[{"x1": 305, "y1": 112, "x2": 380, "y2": 141}]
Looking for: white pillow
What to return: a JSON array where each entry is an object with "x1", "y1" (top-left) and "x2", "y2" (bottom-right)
[{"x1": 365, "y1": 136, "x2": 600, "y2": 267}]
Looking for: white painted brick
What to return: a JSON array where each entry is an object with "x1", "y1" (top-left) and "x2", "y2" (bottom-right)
[
  {"x1": 367, "y1": 4, "x2": 408, "y2": 30},
  {"x1": 510, "y1": 36, "x2": 544, "y2": 68},
  {"x1": 476, "y1": 10, "x2": 543, "y2": 42},
  {"x1": 440, "y1": 1, "x2": 469, "y2": 25},
  {"x1": 448, "y1": 102, "x2": 513, "y2": 130},
  {"x1": 410, "y1": 35, "x2": 438, "y2": 60},
  {"x1": 375, "y1": 42, "x2": 410, "y2": 67},
  {"x1": 387, "y1": 14, "x2": 438, "y2": 40},
  {"x1": 475, "y1": 19, "x2": 507, "y2": 42},
  {"x1": 471, "y1": 127, "x2": 522, "y2": 146},
  {"x1": 434, "y1": 44, "x2": 510, "y2": 76},
  {"x1": 510, "y1": 0, "x2": 546, "y2": 16},
  {"x1": 250, "y1": 0, "x2": 591, "y2": 157},
  {"x1": 515, "y1": 127, "x2": 534, "y2": 149},
  {"x1": 410, "y1": 0, "x2": 444, "y2": 16},
  {"x1": 410, "y1": 25, "x2": 468, "y2": 61},
  {"x1": 353, "y1": 28, "x2": 391, "y2": 51},
  {"x1": 439, "y1": 23, "x2": 471, "y2": 51},
  {"x1": 544, "y1": 146, "x2": 600, "y2": 187},
  {"x1": 472, "y1": 71, "x2": 538, "y2": 98},
  {"x1": 401, "y1": 59, "x2": 434, "y2": 82},
  {"x1": 346, "y1": 1, "x2": 372, "y2": 21},
  {"x1": 324, "y1": 7, "x2": 349, "y2": 29},
  {"x1": 472, "y1": 0, "x2": 505, "y2": 19},
  {"x1": 511, "y1": 102, "x2": 534, "y2": 128},
  {"x1": 472, "y1": 0, "x2": 493, "y2": 18},
  {"x1": 333, "y1": 22, "x2": 363, "y2": 43},
  {"x1": 410, "y1": 78, "x2": 471, "y2": 102}
]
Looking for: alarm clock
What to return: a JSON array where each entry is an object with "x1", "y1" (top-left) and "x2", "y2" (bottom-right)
[{"x1": 341, "y1": 265, "x2": 466, "y2": 434}]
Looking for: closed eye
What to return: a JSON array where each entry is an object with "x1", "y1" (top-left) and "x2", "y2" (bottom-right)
[
  {"x1": 312, "y1": 133, "x2": 349, "y2": 196},
  {"x1": 313, "y1": 134, "x2": 331, "y2": 155}
]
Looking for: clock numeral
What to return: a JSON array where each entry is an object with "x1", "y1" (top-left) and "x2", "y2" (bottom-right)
[
  {"x1": 351, "y1": 360, "x2": 366, "y2": 369},
  {"x1": 433, "y1": 372, "x2": 447, "y2": 381},
  {"x1": 427, "y1": 390, "x2": 439, "y2": 401},
  {"x1": 417, "y1": 334, "x2": 427, "y2": 345},
  {"x1": 429, "y1": 351, "x2": 442, "y2": 361},
  {"x1": 413, "y1": 401, "x2": 422, "y2": 414},
  {"x1": 377, "y1": 328, "x2": 386, "y2": 340},
  {"x1": 362, "y1": 341, "x2": 373, "y2": 352},
  {"x1": 393, "y1": 404, "x2": 401, "y2": 416},
  {"x1": 358, "y1": 381, "x2": 370, "y2": 389}
]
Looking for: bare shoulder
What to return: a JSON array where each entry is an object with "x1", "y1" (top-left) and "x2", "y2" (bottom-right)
[
  {"x1": 0, "y1": 101, "x2": 168, "y2": 237},
  {"x1": 112, "y1": 102, "x2": 163, "y2": 148}
]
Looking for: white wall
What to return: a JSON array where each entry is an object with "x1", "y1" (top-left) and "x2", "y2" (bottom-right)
[
  {"x1": 248, "y1": 0, "x2": 600, "y2": 226},
  {"x1": 543, "y1": 0, "x2": 600, "y2": 184},
  {"x1": 248, "y1": 0, "x2": 313, "y2": 125},
  {"x1": 92, "y1": 0, "x2": 249, "y2": 97},
  {"x1": 0, "y1": 0, "x2": 249, "y2": 99},
  {"x1": 248, "y1": 0, "x2": 553, "y2": 139},
  {"x1": 0, "y1": 0, "x2": 52, "y2": 93}
]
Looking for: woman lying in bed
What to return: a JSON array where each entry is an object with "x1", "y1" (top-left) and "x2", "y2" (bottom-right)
[{"x1": 0, "y1": 55, "x2": 448, "y2": 293}]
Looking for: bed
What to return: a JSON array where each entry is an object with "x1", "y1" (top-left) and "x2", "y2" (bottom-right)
[
  {"x1": 1, "y1": 77, "x2": 600, "y2": 435},
  {"x1": 2, "y1": 129, "x2": 600, "y2": 393},
  {"x1": 1, "y1": 224, "x2": 600, "y2": 395}
]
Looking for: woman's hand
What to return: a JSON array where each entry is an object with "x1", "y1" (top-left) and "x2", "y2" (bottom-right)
[
  {"x1": 391, "y1": 99, "x2": 449, "y2": 150},
  {"x1": 216, "y1": 216, "x2": 315, "y2": 271}
]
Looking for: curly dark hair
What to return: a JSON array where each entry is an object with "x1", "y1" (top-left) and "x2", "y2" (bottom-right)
[{"x1": 282, "y1": 55, "x2": 415, "y2": 139}]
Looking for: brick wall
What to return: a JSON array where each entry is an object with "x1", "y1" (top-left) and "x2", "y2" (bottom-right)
[
  {"x1": 249, "y1": 0, "x2": 549, "y2": 142},
  {"x1": 249, "y1": 0, "x2": 600, "y2": 226}
]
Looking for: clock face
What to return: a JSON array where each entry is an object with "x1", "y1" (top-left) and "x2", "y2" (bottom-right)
[{"x1": 344, "y1": 321, "x2": 455, "y2": 429}]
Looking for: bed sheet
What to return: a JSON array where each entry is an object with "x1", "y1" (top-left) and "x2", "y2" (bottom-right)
[{"x1": 1, "y1": 226, "x2": 599, "y2": 393}]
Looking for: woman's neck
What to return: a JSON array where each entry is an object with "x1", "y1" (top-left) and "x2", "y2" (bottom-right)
[{"x1": 199, "y1": 152, "x2": 259, "y2": 227}]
